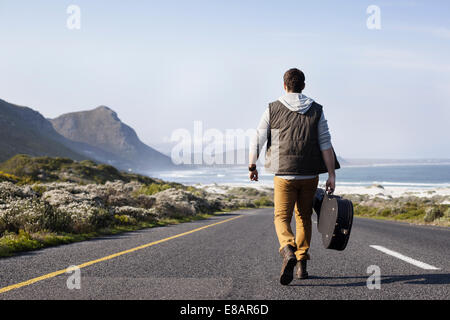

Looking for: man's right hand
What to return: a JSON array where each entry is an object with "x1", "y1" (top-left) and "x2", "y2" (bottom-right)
[
  {"x1": 326, "y1": 174, "x2": 335, "y2": 194},
  {"x1": 249, "y1": 169, "x2": 259, "y2": 181}
]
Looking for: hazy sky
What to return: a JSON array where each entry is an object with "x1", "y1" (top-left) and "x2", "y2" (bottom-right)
[{"x1": 0, "y1": 0, "x2": 449, "y2": 159}]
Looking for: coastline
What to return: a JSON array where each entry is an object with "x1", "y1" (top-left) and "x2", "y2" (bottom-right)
[
  {"x1": 196, "y1": 182, "x2": 450, "y2": 228},
  {"x1": 197, "y1": 182, "x2": 450, "y2": 203}
]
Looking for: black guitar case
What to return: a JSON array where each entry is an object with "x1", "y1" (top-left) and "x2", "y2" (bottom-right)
[{"x1": 313, "y1": 188, "x2": 354, "y2": 251}]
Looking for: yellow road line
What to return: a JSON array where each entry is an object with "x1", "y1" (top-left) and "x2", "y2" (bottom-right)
[{"x1": 0, "y1": 214, "x2": 243, "y2": 294}]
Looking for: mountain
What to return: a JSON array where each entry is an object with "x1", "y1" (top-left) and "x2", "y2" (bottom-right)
[
  {"x1": 0, "y1": 99, "x2": 173, "y2": 171},
  {"x1": 50, "y1": 106, "x2": 172, "y2": 170},
  {"x1": 0, "y1": 99, "x2": 88, "y2": 163}
]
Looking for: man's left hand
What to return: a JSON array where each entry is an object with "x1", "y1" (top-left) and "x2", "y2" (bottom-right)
[
  {"x1": 249, "y1": 169, "x2": 259, "y2": 181},
  {"x1": 326, "y1": 174, "x2": 335, "y2": 194}
]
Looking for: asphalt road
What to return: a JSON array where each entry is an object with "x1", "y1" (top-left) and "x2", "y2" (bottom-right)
[{"x1": 0, "y1": 208, "x2": 449, "y2": 300}]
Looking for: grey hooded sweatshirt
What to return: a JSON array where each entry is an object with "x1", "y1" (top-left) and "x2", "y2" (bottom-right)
[{"x1": 250, "y1": 93, "x2": 332, "y2": 179}]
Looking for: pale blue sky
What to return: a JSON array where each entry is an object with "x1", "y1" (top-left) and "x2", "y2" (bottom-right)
[{"x1": 0, "y1": 0, "x2": 449, "y2": 159}]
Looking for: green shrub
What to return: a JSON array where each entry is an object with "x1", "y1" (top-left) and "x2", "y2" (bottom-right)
[
  {"x1": 424, "y1": 207, "x2": 443, "y2": 223},
  {"x1": 0, "y1": 219, "x2": 6, "y2": 236},
  {"x1": 0, "y1": 230, "x2": 43, "y2": 256},
  {"x1": 39, "y1": 204, "x2": 72, "y2": 233},
  {"x1": 89, "y1": 208, "x2": 113, "y2": 229},
  {"x1": 31, "y1": 184, "x2": 47, "y2": 195},
  {"x1": 138, "y1": 183, "x2": 172, "y2": 196},
  {"x1": 253, "y1": 196, "x2": 274, "y2": 207},
  {"x1": 0, "y1": 171, "x2": 19, "y2": 183},
  {"x1": 114, "y1": 214, "x2": 137, "y2": 225},
  {"x1": 185, "y1": 186, "x2": 197, "y2": 193},
  {"x1": 444, "y1": 207, "x2": 450, "y2": 218},
  {"x1": 354, "y1": 205, "x2": 378, "y2": 217},
  {"x1": 394, "y1": 209, "x2": 425, "y2": 220},
  {"x1": 377, "y1": 208, "x2": 392, "y2": 217}
]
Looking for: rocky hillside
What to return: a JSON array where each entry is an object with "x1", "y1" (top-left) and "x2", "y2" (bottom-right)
[
  {"x1": 0, "y1": 99, "x2": 86, "y2": 163},
  {"x1": 50, "y1": 106, "x2": 172, "y2": 170},
  {"x1": 0, "y1": 155, "x2": 169, "y2": 185},
  {"x1": 0, "y1": 98, "x2": 173, "y2": 171}
]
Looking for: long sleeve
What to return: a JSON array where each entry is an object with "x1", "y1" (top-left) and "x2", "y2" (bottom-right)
[
  {"x1": 249, "y1": 107, "x2": 270, "y2": 164},
  {"x1": 318, "y1": 111, "x2": 332, "y2": 151}
]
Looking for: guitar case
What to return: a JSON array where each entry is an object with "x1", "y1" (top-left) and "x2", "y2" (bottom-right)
[{"x1": 313, "y1": 188, "x2": 354, "y2": 251}]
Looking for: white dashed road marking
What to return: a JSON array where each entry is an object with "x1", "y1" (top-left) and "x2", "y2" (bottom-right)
[{"x1": 370, "y1": 245, "x2": 440, "y2": 270}]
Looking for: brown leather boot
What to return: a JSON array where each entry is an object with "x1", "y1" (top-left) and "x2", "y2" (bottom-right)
[
  {"x1": 296, "y1": 260, "x2": 309, "y2": 279},
  {"x1": 279, "y1": 245, "x2": 297, "y2": 285}
]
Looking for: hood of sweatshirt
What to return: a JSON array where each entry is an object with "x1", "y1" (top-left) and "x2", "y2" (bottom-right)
[{"x1": 278, "y1": 93, "x2": 314, "y2": 114}]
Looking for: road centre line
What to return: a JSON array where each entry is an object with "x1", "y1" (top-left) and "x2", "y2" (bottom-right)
[{"x1": 0, "y1": 214, "x2": 243, "y2": 294}]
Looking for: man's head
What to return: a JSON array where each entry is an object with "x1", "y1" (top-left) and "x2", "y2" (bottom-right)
[{"x1": 283, "y1": 68, "x2": 305, "y2": 93}]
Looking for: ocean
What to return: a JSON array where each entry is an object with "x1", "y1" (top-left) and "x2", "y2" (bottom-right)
[{"x1": 147, "y1": 164, "x2": 450, "y2": 189}]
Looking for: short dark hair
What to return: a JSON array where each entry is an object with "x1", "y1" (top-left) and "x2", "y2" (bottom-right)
[{"x1": 283, "y1": 68, "x2": 305, "y2": 93}]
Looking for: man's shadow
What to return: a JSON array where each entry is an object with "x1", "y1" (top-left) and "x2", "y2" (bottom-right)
[{"x1": 290, "y1": 273, "x2": 450, "y2": 287}]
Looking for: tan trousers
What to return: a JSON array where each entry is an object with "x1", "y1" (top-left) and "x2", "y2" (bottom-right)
[{"x1": 273, "y1": 176, "x2": 319, "y2": 261}]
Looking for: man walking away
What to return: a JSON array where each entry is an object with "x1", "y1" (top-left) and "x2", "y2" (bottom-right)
[{"x1": 248, "y1": 68, "x2": 339, "y2": 285}]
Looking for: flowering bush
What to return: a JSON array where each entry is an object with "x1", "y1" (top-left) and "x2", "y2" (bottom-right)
[
  {"x1": 0, "y1": 182, "x2": 37, "y2": 199},
  {"x1": 0, "y1": 198, "x2": 46, "y2": 234},
  {"x1": 0, "y1": 179, "x2": 264, "y2": 237},
  {"x1": 114, "y1": 206, "x2": 156, "y2": 221}
]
